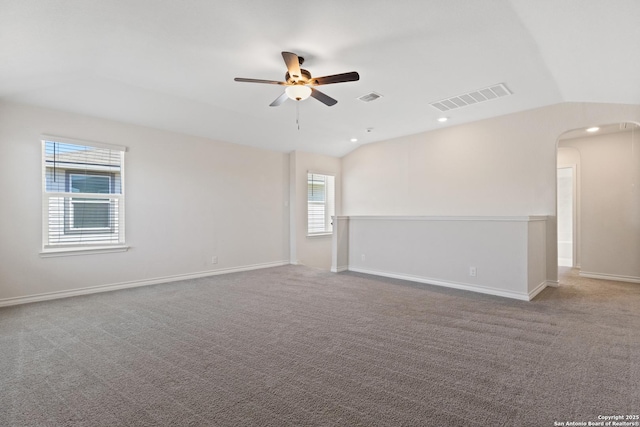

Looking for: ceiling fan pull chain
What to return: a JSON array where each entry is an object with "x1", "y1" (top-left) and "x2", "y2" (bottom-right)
[{"x1": 296, "y1": 102, "x2": 300, "y2": 130}]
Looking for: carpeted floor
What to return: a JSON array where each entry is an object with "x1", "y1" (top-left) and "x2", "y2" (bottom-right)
[{"x1": 1, "y1": 265, "x2": 638, "y2": 426}]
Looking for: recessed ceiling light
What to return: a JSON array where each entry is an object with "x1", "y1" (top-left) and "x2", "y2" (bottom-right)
[
  {"x1": 350, "y1": 138, "x2": 358, "y2": 143},
  {"x1": 586, "y1": 127, "x2": 600, "y2": 132},
  {"x1": 437, "y1": 117, "x2": 448, "y2": 123}
]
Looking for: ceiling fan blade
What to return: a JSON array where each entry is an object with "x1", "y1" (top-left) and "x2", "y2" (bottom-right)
[
  {"x1": 310, "y1": 71, "x2": 360, "y2": 86},
  {"x1": 282, "y1": 52, "x2": 302, "y2": 81},
  {"x1": 310, "y1": 88, "x2": 337, "y2": 106},
  {"x1": 269, "y1": 92, "x2": 288, "y2": 107},
  {"x1": 234, "y1": 77, "x2": 286, "y2": 85}
]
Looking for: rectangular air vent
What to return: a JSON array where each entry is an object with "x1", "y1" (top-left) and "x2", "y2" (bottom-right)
[
  {"x1": 358, "y1": 92, "x2": 383, "y2": 103},
  {"x1": 430, "y1": 83, "x2": 512, "y2": 112}
]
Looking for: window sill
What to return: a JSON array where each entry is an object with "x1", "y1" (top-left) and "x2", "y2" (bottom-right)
[
  {"x1": 40, "y1": 245, "x2": 130, "y2": 258},
  {"x1": 307, "y1": 233, "x2": 333, "y2": 238}
]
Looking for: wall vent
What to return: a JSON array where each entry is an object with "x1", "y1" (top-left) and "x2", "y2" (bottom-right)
[
  {"x1": 358, "y1": 92, "x2": 383, "y2": 103},
  {"x1": 430, "y1": 83, "x2": 512, "y2": 112}
]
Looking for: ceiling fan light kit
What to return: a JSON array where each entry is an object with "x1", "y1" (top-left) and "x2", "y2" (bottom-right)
[
  {"x1": 234, "y1": 51, "x2": 360, "y2": 107},
  {"x1": 285, "y1": 85, "x2": 312, "y2": 101}
]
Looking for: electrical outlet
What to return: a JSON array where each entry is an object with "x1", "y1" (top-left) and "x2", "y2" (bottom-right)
[
  {"x1": 212, "y1": 256, "x2": 218, "y2": 264},
  {"x1": 361, "y1": 254, "x2": 366, "y2": 261},
  {"x1": 469, "y1": 266, "x2": 477, "y2": 277}
]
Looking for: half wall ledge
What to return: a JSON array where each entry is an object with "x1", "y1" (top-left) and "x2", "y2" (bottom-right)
[{"x1": 331, "y1": 215, "x2": 550, "y2": 301}]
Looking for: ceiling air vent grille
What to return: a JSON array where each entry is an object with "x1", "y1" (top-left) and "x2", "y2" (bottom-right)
[
  {"x1": 430, "y1": 83, "x2": 512, "y2": 112},
  {"x1": 358, "y1": 92, "x2": 383, "y2": 103}
]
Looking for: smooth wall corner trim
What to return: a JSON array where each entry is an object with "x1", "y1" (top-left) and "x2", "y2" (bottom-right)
[
  {"x1": 0, "y1": 260, "x2": 291, "y2": 308},
  {"x1": 347, "y1": 267, "x2": 531, "y2": 301},
  {"x1": 545, "y1": 280, "x2": 560, "y2": 288},
  {"x1": 579, "y1": 271, "x2": 640, "y2": 284},
  {"x1": 528, "y1": 281, "x2": 549, "y2": 300}
]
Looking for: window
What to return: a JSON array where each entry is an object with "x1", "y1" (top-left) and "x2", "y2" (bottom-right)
[
  {"x1": 42, "y1": 138, "x2": 126, "y2": 251},
  {"x1": 67, "y1": 172, "x2": 113, "y2": 231},
  {"x1": 307, "y1": 173, "x2": 335, "y2": 235}
]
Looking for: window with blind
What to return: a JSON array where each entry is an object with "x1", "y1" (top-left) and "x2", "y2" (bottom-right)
[
  {"x1": 307, "y1": 173, "x2": 335, "y2": 235},
  {"x1": 42, "y1": 138, "x2": 126, "y2": 250}
]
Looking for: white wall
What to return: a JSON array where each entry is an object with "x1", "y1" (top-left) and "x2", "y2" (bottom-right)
[
  {"x1": 2, "y1": 101, "x2": 638, "y2": 303},
  {"x1": 344, "y1": 216, "x2": 548, "y2": 300},
  {"x1": 0, "y1": 101, "x2": 290, "y2": 302},
  {"x1": 559, "y1": 129, "x2": 640, "y2": 281},
  {"x1": 342, "y1": 102, "x2": 640, "y2": 285},
  {"x1": 289, "y1": 150, "x2": 341, "y2": 269}
]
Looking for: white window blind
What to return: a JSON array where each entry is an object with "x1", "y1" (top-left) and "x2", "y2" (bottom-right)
[
  {"x1": 307, "y1": 173, "x2": 335, "y2": 235},
  {"x1": 42, "y1": 139, "x2": 125, "y2": 249}
]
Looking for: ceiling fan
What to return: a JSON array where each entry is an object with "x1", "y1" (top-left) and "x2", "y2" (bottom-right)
[{"x1": 234, "y1": 52, "x2": 360, "y2": 107}]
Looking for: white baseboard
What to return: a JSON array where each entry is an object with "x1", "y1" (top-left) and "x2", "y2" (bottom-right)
[
  {"x1": 528, "y1": 281, "x2": 549, "y2": 300},
  {"x1": 331, "y1": 265, "x2": 349, "y2": 273},
  {"x1": 0, "y1": 260, "x2": 290, "y2": 308},
  {"x1": 347, "y1": 267, "x2": 532, "y2": 301},
  {"x1": 545, "y1": 280, "x2": 560, "y2": 288},
  {"x1": 579, "y1": 271, "x2": 640, "y2": 284}
]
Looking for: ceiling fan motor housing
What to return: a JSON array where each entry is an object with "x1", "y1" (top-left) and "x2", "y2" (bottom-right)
[{"x1": 286, "y1": 69, "x2": 312, "y2": 84}]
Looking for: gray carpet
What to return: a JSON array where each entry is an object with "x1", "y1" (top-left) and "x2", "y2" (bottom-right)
[{"x1": 1, "y1": 265, "x2": 638, "y2": 426}]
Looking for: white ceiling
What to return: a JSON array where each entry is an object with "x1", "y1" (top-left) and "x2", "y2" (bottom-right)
[{"x1": 1, "y1": 0, "x2": 639, "y2": 157}]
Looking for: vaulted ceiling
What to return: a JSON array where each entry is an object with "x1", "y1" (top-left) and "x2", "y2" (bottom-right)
[{"x1": 2, "y1": 0, "x2": 639, "y2": 156}]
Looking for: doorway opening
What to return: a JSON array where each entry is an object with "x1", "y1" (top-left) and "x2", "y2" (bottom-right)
[
  {"x1": 556, "y1": 122, "x2": 640, "y2": 282},
  {"x1": 557, "y1": 165, "x2": 575, "y2": 267}
]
